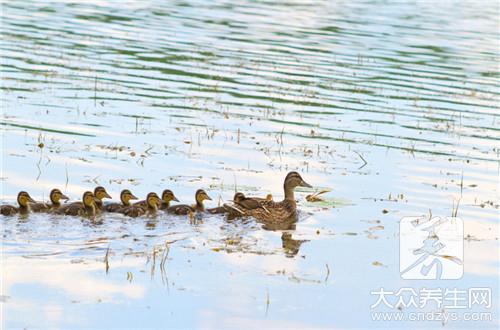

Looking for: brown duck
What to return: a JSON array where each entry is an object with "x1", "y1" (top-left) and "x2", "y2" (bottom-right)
[
  {"x1": 166, "y1": 189, "x2": 211, "y2": 215},
  {"x1": 94, "y1": 186, "x2": 112, "y2": 211},
  {"x1": 226, "y1": 171, "x2": 312, "y2": 222},
  {"x1": 31, "y1": 189, "x2": 69, "y2": 213},
  {"x1": 208, "y1": 192, "x2": 272, "y2": 214},
  {"x1": 121, "y1": 192, "x2": 162, "y2": 217},
  {"x1": 55, "y1": 191, "x2": 99, "y2": 217},
  {"x1": 104, "y1": 189, "x2": 138, "y2": 212},
  {"x1": 0, "y1": 191, "x2": 36, "y2": 216}
]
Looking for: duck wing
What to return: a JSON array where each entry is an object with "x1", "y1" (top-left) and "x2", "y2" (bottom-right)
[
  {"x1": 122, "y1": 206, "x2": 146, "y2": 217},
  {"x1": 104, "y1": 203, "x2": 124, "y2": 213},
  {"x1": 206, "y1": 206, "x2": 227, "y2": 214},
  {"x1": 0, "y1": 205, "x2": 18, "y2": 216},
  {"x1": 166, "y1": 204, "x2": 194, "y2": 215},
  {"x1": 30, "y1": 202, "x2": 51, "y2": 213},
  {"x1": 55, "y1": 202, "x2": 84, "y2": 215}
]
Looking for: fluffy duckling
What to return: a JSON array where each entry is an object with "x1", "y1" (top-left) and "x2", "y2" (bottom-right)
[
  {"x1": 0, "y1": 191, "x2": 36, "y2": 216},
  {"x1": 94, "y1": 186, "x2": 112, "y2": 211},
  {"x1": 55, "y1": 191, "x2": 99, "y2": 217},
  {"x1": 133, "y1": 189, "x2": 179, "y2": 210},
  {"x1": 159, "y1": 189, "x2": 180, "y2": 210},
  {"x1": 122, "y1": 192, "x2": 162, "y2": 217},
  {"x1": 227, "y1": 171, "x2": 312, "y2": 222},
  {"x1": 104, "y1": 189, "x2": 138, "y2": 212},
  {"x1": 166, "y1": 189, "x2": 211, "y2": 215},
  {"x1": 31, "y1": 189, "x2": 69, "y2": 213}
]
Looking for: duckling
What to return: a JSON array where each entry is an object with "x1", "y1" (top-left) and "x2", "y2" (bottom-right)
[
  {"x1": 104, "y1": 189, "x2": 138, "y2": 212},
  {"x1": 226, "y1": 171, "x2": 312, "y2": 222},
  {"x1": 159, "y1": 189, "x2": 180, "y2": 210},
  {"x1": 0, "y1": 191, "x2": 36, "y2": 216},
  {"x1": 31, "y1": 189, "x2": 69, "y2": 213},
  {"x1": 122, "y1": 192, "x2": 162, "y2": 217},
  {"x1": 54, "y1": 191, "x2": 99, "y2": 217},
  {"x1": 94, "y1": 186, "x2": 112, "y2": 211},
  {"x1": 166, "y1": 189, "x2": 212, "y2": 215},
  {"x1": 133, "y1": 189, "x2": 179, "y2": 210}
]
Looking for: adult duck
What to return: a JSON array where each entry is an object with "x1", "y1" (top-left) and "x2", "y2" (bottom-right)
[{"x1": 227, "y1": 171, "x2": 312, "y2": 222}]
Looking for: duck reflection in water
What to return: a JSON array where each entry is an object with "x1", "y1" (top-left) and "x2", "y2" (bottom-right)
[{"x1": 281, "y1": 232, "x2": 309, "y2": 257}]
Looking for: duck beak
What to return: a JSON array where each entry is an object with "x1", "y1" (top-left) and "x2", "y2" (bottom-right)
[
  {"x1": 104, "y1": 192, "x2": 112, "y2": 199},
  {"x1": 300, "y1": 180, "x2": 313, "y2": 188},
  {"x1": 205, "y1": 194, "x2": 212, "y2": 201},
  {"x1": 173, "y1": 196, "x2": 180, "y2": 202},
  {"x1": 28, "y1": 197, "x2": 36, "y2": 203},
  {"x1": 61, "y1": 194, "x2": 70, "y2": 200},
  {"x1": 130, "y1": 194, "x2": 138, "y2": 200}
]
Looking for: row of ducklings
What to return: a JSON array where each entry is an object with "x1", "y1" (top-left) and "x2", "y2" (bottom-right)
[
  {"x1": 0, "y1": 172, "x2": 312, "y2": 222},
  {"x1": 1, "y1": 188, "x2": 213, "y2": 217}
]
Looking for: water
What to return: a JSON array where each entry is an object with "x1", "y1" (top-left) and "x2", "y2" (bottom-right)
[{"x1": 1, "y1": 0, "x2": 499, "y2": 328}]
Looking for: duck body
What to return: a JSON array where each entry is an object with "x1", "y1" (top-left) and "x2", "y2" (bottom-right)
[
  {"x1": 31, "y1": 189, "x2": 69, "y2": 213},
  {"x1": 0, "y1": 192, "x2": 35, "y2": 216},
  {"x1": 55, "y1": 191, "x2": 98, "y2": 217},
  {"x1": 226, "y1": 172, "x2": 311, "y2": 223},
  {"x1": 166, "y1": 204, "x2": 196, "y2": 215},
  {"x1": 1, "y1": 205, "x2": 22, "y2": 216},
  {"x1": 104, "y1": 189, "x2": 138, "y2": 213},
  {"x1": 121, "y1": 192, "x2": 161, "y2": 217},
  {"x1": 166, "y1": 189, "x2": 211, "y2": 215},
  {"x1": 133, "y1": 189, "x2": 179, "y2": 211}
]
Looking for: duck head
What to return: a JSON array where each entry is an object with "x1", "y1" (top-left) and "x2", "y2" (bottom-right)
[
  {"x1": 120, "y1": 189, "x2": 138, "y2": 206},
  {"x1": 17, "y1": 191, "x2": 35, "y2": 207},
  {"x1": 50, "y1": 189, "x2": 69, "y2": 204},
  {"x1": 83, "y1": 191, "x2": 99, "y2": 208},
  {"x1": 94, "y1": 186, "x2": 112, "y2": 200},
  {"x1": 283, "y1": 171, "x2": 312, "y2": 200},
  {"x1": 233, "y1": 192, "x2": 246, "y2": 203},
  {"x1": 162, "y1": 189, "x2": 179, "y2": 204},
  {"x1": 195, "y1": 189, "x2": 212, "y2": 208},
  {"x1": 146, "y1": 192, "x2": 162, "y2": 210}
]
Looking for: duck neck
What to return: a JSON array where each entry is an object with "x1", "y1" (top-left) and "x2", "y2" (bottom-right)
[
  {"x1": 19, "y1": 204, "x2": 30, "y2": 214},
  {"x1": 196, "y1": 200, "x2": 204, "y2": 211},
  {"x1": 52, "y1": 201, "x2": 61, "y2": 208},
  {"x1": 148, "y1": 202, "x2": 158, "y2": 212},
  {"x1": 284, "y1": 185, "x2": 295, "y2": 201},
  {"x1": 85, "y1": 204, "x2": 96, "y2": 216}
]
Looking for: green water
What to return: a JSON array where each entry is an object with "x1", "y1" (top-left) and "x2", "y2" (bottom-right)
[{"x1": 1, "y1": 0, "x2": 499, "y2": 328}]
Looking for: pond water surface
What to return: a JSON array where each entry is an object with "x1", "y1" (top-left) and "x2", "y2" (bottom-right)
[{"x1": 1, "y1": 0, "x2": 499, "y2": 329}]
